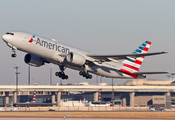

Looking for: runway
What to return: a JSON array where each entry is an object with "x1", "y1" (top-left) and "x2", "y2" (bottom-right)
[
  {"x1": 0, "y1": 118, "x2": 174, "y2": 120},
  {"x1": 0, "y1": 112, "x2": 174, "y2": 119}
]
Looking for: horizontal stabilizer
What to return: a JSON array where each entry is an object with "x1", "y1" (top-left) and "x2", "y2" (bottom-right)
[{"x1": 131, "y1": 71, "x2": 170, "y2": 75}]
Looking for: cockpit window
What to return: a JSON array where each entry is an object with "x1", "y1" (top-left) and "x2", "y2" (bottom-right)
[{"x1": 6, "y1": 32, "x2": 14, "y2": 35}]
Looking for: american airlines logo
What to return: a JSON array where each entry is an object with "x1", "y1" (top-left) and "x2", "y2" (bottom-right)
[
  {"x1": 28, "y1": 35, "x2": 35, "y2": 43},
  {"x1": 35, "y1": 37, "x2": 70, "y2": 54}
]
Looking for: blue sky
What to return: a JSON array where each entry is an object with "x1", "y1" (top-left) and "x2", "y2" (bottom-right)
[{"x1": 0, "y1": 0, "x2": 174, "y2": 85}]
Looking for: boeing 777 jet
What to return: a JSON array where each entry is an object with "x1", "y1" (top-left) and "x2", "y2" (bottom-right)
[{"x1": 2, "y1": 31, "x2": 169, "y2": 79}]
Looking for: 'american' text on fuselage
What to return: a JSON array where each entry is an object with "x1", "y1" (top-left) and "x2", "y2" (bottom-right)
[{"x1": 36, "y1": 38, "x2": 69, "y2": 54}]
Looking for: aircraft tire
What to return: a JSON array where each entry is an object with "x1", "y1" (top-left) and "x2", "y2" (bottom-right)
[
  {"x1": 79, "y1": 71, "x2": 83, "y2": 76},
  {"x1": 58, "y1": 72, "x2": 62, "y2": 77},
  {"x1": 89, "y1": 75, "x2": 92, "y2": 79},
  {"x1": 55, "y1": 72, "x2": 59, "y2": 76},
  {"x1": 65, "y1": 75, "x2": 68, "y2": 79},
  {"x1": 82, "y1": 72, "x2": 86, "y2": 76},
  {"x1": 11, "y1": 54, "x2": 17, "y2": 57}
]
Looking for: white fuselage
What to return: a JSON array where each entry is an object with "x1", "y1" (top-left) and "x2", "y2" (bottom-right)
[{"x1": 2, "y1": 31, "x2": 139, "y2": 79}]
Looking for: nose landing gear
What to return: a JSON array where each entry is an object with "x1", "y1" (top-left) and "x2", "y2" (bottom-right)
[
  {"x1": 11, "y1": 48, "x2": 17, "y2": 58},
  {"x1": 11, "y1": 53, "x2": 17, "y2": 57}
]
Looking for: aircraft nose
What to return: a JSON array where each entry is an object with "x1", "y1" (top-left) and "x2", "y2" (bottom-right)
[{"x1": 2, "y1": 34, "x2": 8, "y2": 41}]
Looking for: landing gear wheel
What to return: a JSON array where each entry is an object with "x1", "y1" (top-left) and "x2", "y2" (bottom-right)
[
  {"x1": 62, "y1": 75, "x2": 68, "y2": 80},
  {"x1": 79, "y1": 71, "x2": 92, "y2": 79},
  {"x1": 58, "y1": 72, "x2": 62, "y2": 77},
  {"x1": 79, "y1": 71, "x2": 83, "y2": 76},
  {"x1": 86, "y1": 74, "x2": 92, "y2": 79},
  {"x1": 11, "y1": 48, "x2": 17, "y2": 58},
  {"x1": 55, "y1": 72, "x2": 59, "y2": 76},
  {"x1": 11, "y1": 54, "x2": 17, "y2": 57},
  {"x1": 55, "y1": 72, "x2": 62, "y2": 77},
  {"x1": 64, "y1": 75, "x2": 68, "y2": 79},
  {"x1": 88, "y1": 75, "x2": 92, "y2": 79}
]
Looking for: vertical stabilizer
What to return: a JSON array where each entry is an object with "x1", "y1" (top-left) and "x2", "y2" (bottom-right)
[{"x1": 120, "y1": 41, "x2": 151, "y2": 78}]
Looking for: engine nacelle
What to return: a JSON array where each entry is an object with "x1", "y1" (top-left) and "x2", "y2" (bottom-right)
[
  {"x1": 24, "y1": 54, "x2": 44, "y2": 67},
  {"x1": 66, "y1": 52, "x2": 86, "y2": 66}
]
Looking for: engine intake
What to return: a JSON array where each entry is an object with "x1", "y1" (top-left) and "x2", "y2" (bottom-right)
[
  {"x1": 66, "y1": 52, "x2": 86, "y2": 66},
  {"x1": 24, "y1": 54, "x2": 44, "y2": 67}
]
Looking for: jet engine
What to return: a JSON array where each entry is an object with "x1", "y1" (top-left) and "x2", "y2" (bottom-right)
[
  {"x1": 66, "y1": 52, "x2": 86, "y2": 66},
  {"x1": 24, "y1": 54, "x2": 44, "y2": 67}
]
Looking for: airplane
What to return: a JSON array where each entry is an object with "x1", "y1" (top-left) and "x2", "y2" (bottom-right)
[
  {"x1": 13, "y1": 90, "x2": 56, "y2": 107},
  {"x1": 2, "y1": 31, "x2": 169, "y2": 80}
]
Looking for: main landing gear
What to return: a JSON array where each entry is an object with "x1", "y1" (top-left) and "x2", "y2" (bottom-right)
[
  {"x1": 79, "y1": 71, "x2": 92, "y2": 79},
  {"x1": 55, "y1": 66, "x2": 92, "y2": 79},
  {"x1": 11, "y1": 48, "x2": 17, "y2": 58},
  {"x1": 55, "y1": 66, "x2": 68, "y2": 80}
]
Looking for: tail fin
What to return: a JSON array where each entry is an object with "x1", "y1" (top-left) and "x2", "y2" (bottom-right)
[
  {"x1": 31, "y1": 90, "x2": 36, "y2": 103},
  {"x1": 120, "y1": 41, "x2": 151, "y2": 77}
]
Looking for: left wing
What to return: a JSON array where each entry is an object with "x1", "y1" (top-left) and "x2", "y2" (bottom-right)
[{"x1": 86, "y1": 51, "x2": 167, "y2": 63}]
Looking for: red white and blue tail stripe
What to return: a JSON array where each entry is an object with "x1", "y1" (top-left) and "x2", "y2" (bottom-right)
[{"x1": 120, "y1": 41, "x2": 151, "y2": 78}]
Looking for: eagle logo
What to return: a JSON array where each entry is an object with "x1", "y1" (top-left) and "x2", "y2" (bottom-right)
[{"x1": 28, "y1": 35, "x2": 35, "y2": 43}]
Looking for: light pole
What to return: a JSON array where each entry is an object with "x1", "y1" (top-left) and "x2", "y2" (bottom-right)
[
  {"x1": 50, "y1": 68, "x2": 52, "y2": 85},
  {"x1": 28, "y1": 65, "x2": 30, "y2": 85},
  {"x1": 60, "y1": 78, "x2": 62, "y2": 85},
  {"x1": 171, "y1": 73, "x2": 175, "y2": 81},
  {"x1": 96, "y1": 75, "x2": 98, "y2": 85},
  {"x1": 100, "y1": 76, "x2": 102, "y2": 83},
  {"x1": 167, "y1": 75, "x2": 171, "y2": 80},
  {"x1": 110, "y1": 78, "x2": 114, "y2": 106},
  {"x1": 14, "y1": 66, "x2": 20, "y2": 91}
]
